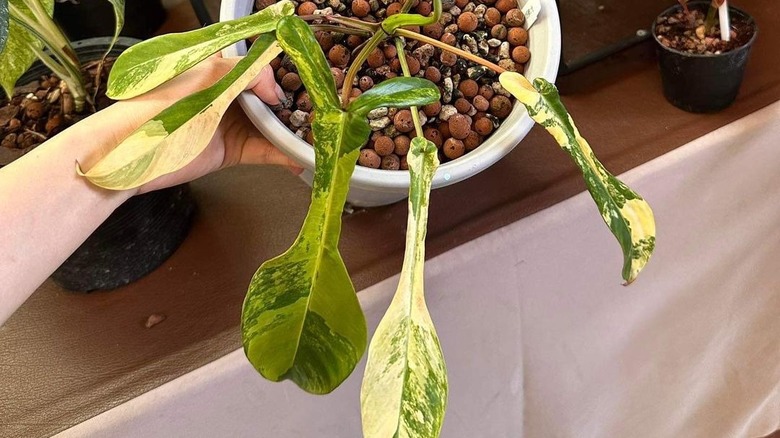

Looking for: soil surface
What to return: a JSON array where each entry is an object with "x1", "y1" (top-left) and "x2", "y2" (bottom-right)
[
  {"x1": 256, "y1": 0, "x2": 531, "y2": 170},
  {"x1": 0, "y1": 58, "x2": 115, "y2": 166},
  {"x1": 655, "y1": 6, "x2": 755, "y2": 55}
]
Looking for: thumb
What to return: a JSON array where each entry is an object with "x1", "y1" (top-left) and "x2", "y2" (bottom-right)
[{"x1": 245, "y1": 65, "x2": 287, "y2": 106}]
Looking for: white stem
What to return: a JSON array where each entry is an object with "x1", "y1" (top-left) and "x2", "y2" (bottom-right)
[{"x1": 719, "y1": 1, "x2": 731, "y2": 41}]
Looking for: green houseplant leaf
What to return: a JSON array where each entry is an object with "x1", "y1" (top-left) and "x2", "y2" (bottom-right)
[
  {"x1": 0, "y1": 0, "x2": 54, "y2": 98},
  {"x1": 105, "y1": 0, "x2": 124, "y2": 51},
  {"x1": 80, "y1": 34, "x2": 282, "y2": 189},
  {"x1": 0, "y1": 0, "x2": 9, "y2": 54},
  {"x1": 241, "y1": 16, "x2": 441, "y2": 394},
  {"x1": 106, "y1": 0, "x2": 294, "y2": 100},
  {"x1": 500, "y1": 72, "x2": 656, "y2": 284},
  {"x1": 361, "y1": 137, "x2": 448, "y2": 438}
]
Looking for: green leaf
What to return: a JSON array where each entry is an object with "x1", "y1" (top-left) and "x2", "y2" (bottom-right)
[
  {"x1": 103, "y1": 0, "x2": 124, "y2": 58},
  {"x1": 361, "y1": 137, "x2": 447, "y2": 438},
  {"x1": 80, "y1": 34, "x2": 281, "y2": 189},
  {"x1": 241, "y1": 15, "x2": 368, "y2": 394},
  {"x1": 348, "y1": 77, "x2": 440, "y2": 119},
  {"x1": 106, "y1": 0, "x2": 294, "y2": 100},
  {"x1": 500, "y1": 72, "x2": 656, "y2": 284},
  {"x1": 0, "y1": 0, "x2": 54, "y2": 98},
  {"x1": 0, "y1": 0, "x2": 9, "y2": 54}
]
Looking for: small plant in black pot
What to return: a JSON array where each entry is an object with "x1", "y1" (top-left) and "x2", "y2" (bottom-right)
[
  {"x1": 653, "y1": 0, "x2": 758, "y2": 113},
  {"x1": 0, "y1": 0, "x2": 196, "y2": 291}
]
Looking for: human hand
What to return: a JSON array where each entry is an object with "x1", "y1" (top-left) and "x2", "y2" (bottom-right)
[{"x1": 76, "y1": 55, "x2": 302, "y2": 195}]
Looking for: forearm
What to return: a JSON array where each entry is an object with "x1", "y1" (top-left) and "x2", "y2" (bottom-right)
[{"x1": 0, "y1": 115, "x2": 135, "y2": 326}]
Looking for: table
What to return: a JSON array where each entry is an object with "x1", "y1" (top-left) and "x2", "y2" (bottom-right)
[{"x1": 2, "y1": 1, "x2": 780, "y2": 436}]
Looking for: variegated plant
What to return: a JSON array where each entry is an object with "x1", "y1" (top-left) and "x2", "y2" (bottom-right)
[
  {"x1": 0, "y1": 0, "x2": 124, "y2": 112},
  {"x1": 75, "y1": 0, "x2": 656, "y2": 435}
]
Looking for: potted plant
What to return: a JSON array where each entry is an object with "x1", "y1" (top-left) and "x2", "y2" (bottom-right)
[
  {"x1": 652, "y1": 0, "x2": 758, "y2": 113},
  {"x1": 0, "y1": 0, "x2": 196, "y2": 291},
  {"x1": 223, "y1": 0, "x2": 560, "y2": 206},
  {"x1": 76, "y1": 0, "x2": 656, "y2": 435}
]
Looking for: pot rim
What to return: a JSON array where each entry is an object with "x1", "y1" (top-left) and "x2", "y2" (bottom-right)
[
  {"x1": 220, "y1": 0, "x2": 561, "y2": 190},
  {"x1": 651, "y1": 1, "x2": 758, "y2": 59}
]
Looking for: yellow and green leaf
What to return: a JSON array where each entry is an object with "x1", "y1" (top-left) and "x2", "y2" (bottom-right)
[
  {"x1": 0, "y1": 0, "x2": 54, "y2": 98},
  {"x1": 0, "y1": 0, "x2": 9, "y2": 54},
  {"x1": 361, "y1": 137, "x2": 448, "y2": 438},
  {"x1": 106, "y1": 0, "x2": 294, "y2": 99},
  {"x1": 80, "y1": 34, "x2": 281, "y2": 189},
  {"x1": 500, "y1": 72, "x2": 655, "y2": 284},
  {"x1": 241, "y1": 16, "x2": 441, "y2": 395}
]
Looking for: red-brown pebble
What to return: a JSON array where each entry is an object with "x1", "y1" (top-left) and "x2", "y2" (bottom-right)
[
  {"x1": 281, "y1": 72, "x2": 302, "y2": 91},
  {"x1": 440, "y1": 32, "x2": 457, "y2": 46},
  {"x1": 464, "y1": 131, "x2": 481, "y2": 150},
  {"x1": 455, "y1": 0, "x2": 468, "y2": 8},
  {"x1": 443, "y1": 138, "x2": 465, "y2": 159},
  {"x1": 305, "y1": 129, "x2": 315, "y2": 144},
  {"x1": 423, "y1": 127, "x2": 443, "y2": 147},
  {"x1": 415, "y1": 1, "x2": 432, "y2": 15},
  {"x1": 507, "y1": 27, "x2": 528, "y2": 46},
  {"x1": 423, "y1": 23, "x2": 443, "y2": 40},
  {"x1": 351, "y1": 0, "x2": 370, "y2": 17},
  {"x1": 479, "y1": 85, "x2": 494, "y2": 99},
  {"x1": 440, "y1": 51, "x2": 457, "y2": 66},
  {"x1": 495, "y1": 0, "x2": 516, "y2": 13},
  {"x1": 381, "y1": 154, "x2": 401, "y2": 170},
  {"x1": 315, "y1": 31, "x2": 334, "y2": 52},
  {"x1": 394, "y1": 135, "x2": 411, "y2": 155},
  {"x1": 490, "y1": 95, "x2": 513, "y2": 118},
  {"x1": 423, "y1": 101, "x2": 441, "y2": 117},
  {"x1": 328, "y1": 45, "x2": 350, "y2": 67},
  {"x1": 386, "y1": 2, "x2": 402, "y2": 15},
  {"x1": 458, "y1": 79, "x2": 479, "y2": 98},
  {"x1": 270, "y1": 57, "x2": 282, "y2": 70},
  {"x1": 505, "y1": 8, "x2": 525, "y2": 27},
  {"x1": 474, "y1": 117, "x2": 493, "y2": 136},
  {"x1": 448, "y1": 114, "x2": 471, "y2": 140},
  {"x1": 276, "y1": 109, "x2": 292, "y2": 125},
  {"x1": 297, "y1": 1, "x2": 317, "y2": 15},
  {"x1": 374, "y1": 136, "x2": 395, "y2": 156},
  {"x1": 367, "y1": 48, "x2": 385, "y2": 69},
  {"x1": 491, "y1": 24, "x2": 507, "y2": 39},
  {"x1": 405, "y1": 55, "x2": 421, "y2": 75},
  {"x1": 297, "y1": 92, "x2": 312, "y2": 111},
  {"x1": 424, "y1": 66, "x2": 441, "y2": 83},
  {"x1": 394, "y1": 110, "x2": 415, "y2": 133},
  {"x1": 400, "y1": 155, "x2": 409, "y2": 170},
  {"x1": 359, "y1": 76, "x2": 374, "y2": 91},
  {"x1": 458, "y1": 12, "x2": 478, "y2": 32},
  {"x1": 473, "y1": 94, "x2": 490, "y2": 112},
  {"x1": 331, "y1": 67, "x2": 345, "y2": 87},
  {"x1": 485, "y1": 7, "x2": 501, "y2": 27},
  {"x1": 346, "y1": 35, "x2": 364, "y2": 48},
  {"x1": 275, "y1": 67, "x2": 288, "y2": 81},
  {"x1": 350, "y1": 87, "x2": 362, "y2": 98},
  {"x1": 455, "y1": 98, "x2": 472, "y2": 114},
  {"x1": 512, "y1": 46, "x2": 531, "y2": 63},
  {"x1": 437, "y1": 121, "x2": 451, "y2": 138},
  {"x1": 359, "y1": 149, "x2": 381, "y2": 168},
  {"x1": 383, "y1": 44, "x2": 397, "y2": 59}
]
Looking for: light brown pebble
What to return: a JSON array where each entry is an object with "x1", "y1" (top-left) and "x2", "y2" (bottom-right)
[
  {"x1": 472, "y1": 94, "x2": 490, "y2": 112},
  {"x1": 455, "y1": 0, "x2": 468, "y2": 7},
  {"x1": 405, "y1": 55, "x2": 421, "y2": 75},
  {"x1": 491, "y1": 24, "x2": 508, "y2": 39},
  {"x1": 443, "y1": 138, "x2": 465, "y2": 159},
  {"x1": 328, "y1": 45, "x2": 350, "y2": 67},
  {"x1": 448, "y1": 113, "x2": 471, "y2": 140},
  {"x1": 423, "y1": 23, "x2": 444, "y2": 40},
  {"x1": 331, "y1": 67, "x2": 345, "y2": 87},
  {"x1": 485, "y1": 7, "x2": 502, "y2": 27},
  {"x1": 383, "y1": 45, "x2": 397, "y2": 59},
  {"x1": 457, "y1": 12, "x2": 478, "y2": 33},
  {"x1": 350, "y1": 87, "x2": 362, "y2": 98},
  {"x1": 440, "y1": 51, "x2": 457, "y2": 66},
  {"x1": 474, "y1": 117, "x2": 494, "y2": 136},
  {"x1": 359, "y1": 76, "x2": 374, "y2": 91},
  {"x1": 464, "y1": 131, "x2": 481, "y2": 150},
  {"x1": 507, "y1": 27, "x2": 528, "y2": 46},
  {"x1": 297, "y1": 92, "x2": 313, "y2": 112},
  {"x1": 387, "y1": 2, "x2": 402, "y2": 15},
  {"x1": 374, "y1": 135, "x2": 395, "y2": 156},
  {"x1": 281, "y1": 72, "x2": 302, "y2": 91},
  {"x1": 351, "y1": 0, "x2": 370, "y2": 17},
  {"x1": 297, "y1": 1, "x2": 317, "y2": 15},
  {"x1": 367, "y1": 48, "x2": 385, "y2": 69},
  {"x1": 455, "y1": 98, "x2": 472, "y2": 114},
  {"x1": 423, "y1": 127, "x2": 443, "y2": 147},
  {"x1": 440, "y1": 32, "x2": 457, "y2": 46},
  {"x1": 305, "y1": 129, "x2": 315, "y2": 144},
  {"x1": 276, "y1": 109, "x2": 292, "y2": 125},
  {"x1": 316, "y1": 31, "x2": 335, "y2": 52},
  {"x1": 25, "y1": 101, "x2": 44, "y2": 119},
  {"x1": 423, "y1": 101, "x2": 441, "y2": 117},
  {"x1": 495, "y1": 0, "x2": 516, "y2": 13},
  {"x1": 479, "y1": 84, "x2": 494, "y2": 99},
  {"x1": 381, "y1": 154, "x2": 401, "y2": 170},
  {"x1": 505, "y1": 8, "x2": 525, "y2": 27},
  {"x1": 458, "y1": 79, "x2": 479, "y2": 98},
  {"x1": 512, "y1": 45, "x2": 531, "y2": 63},
  {"x1": 490, "y1": 95, "x2": 513, "y2": 118},
  {"x1": 437, "y1": 121, "x2": 450, "y2": 138},
  {"x1": 394, "y1": 135, "x2": 411, "y2": 155},
  {"x1": 394, "y1": 109, "x2": 415, "y2": 133},
  {"x1": 400, "y1": 155, "x2": 409, "y2": 170},
  {"x1": 359, "y1": 149, "x2": 382, "y2": 168},
  {"x1": 416, "y1": 1, "x2": 432, "y2": 15},
  {"x1": 424, "y1": 66, "x2": 442, "y2": 83},
  {"x1": 275, "y1": 67, "x2": 288, "y2": 81},
  {"x1": 346, "y1": 35, "x2": 364, "y2": 48}
]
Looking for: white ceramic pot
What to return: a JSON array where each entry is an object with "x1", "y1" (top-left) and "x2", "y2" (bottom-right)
[{"x1": 221, "y1": 0, "x2": 561, "y2": 206}]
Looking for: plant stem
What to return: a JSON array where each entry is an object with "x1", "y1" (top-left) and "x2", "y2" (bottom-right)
[
  {"x1": 325, "y1": 15, "x2": 379, "y2": 32},
  {"x1": 21, "y1": 0, "x2": 78, "y2": 64},
  {"x1": 395, "y1": 38, "x2": 424, "y2": 137},
  {"x1": 310, "y1": 24, "x2": 372, "y2": 36},
  {"x1": 395, "y1": 28, "x2": 505, "y2": 74},
  {"x1": 341, "y1": 30, "x2": 385, "y2": 108},
  {"x1": 704, "y1": 4, "x2": 718, "y2": 35}
]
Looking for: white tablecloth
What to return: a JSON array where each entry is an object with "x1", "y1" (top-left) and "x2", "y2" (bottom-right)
[{"x1": 58, "y1": 102, "x2": 780, "y2": 438}]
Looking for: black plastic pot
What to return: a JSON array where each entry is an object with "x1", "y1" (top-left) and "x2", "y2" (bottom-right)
[
  {"x1": 54, "y1": 0, "x2": 167, "y2": 41},
  {"x1": 14, "y1": 38, "x2": 197, "y2": 291},
  {"x1": 652, "y1": 2, "x2": 757, "y2": 113}
]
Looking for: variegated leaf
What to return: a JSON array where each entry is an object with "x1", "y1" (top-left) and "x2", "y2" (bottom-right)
[
  {"x1": 0, "y1": 0, "x2": 54, "y2": 98},
  {"x1": 242, "y1": 16, "x2": 367, "y2": 394},
  {"x1": 500, "y1": 72, "x2": 656, "y2": 284},
  {"x1": 361, "y1": 137, "x2": 447, "y2": 438},
  {"x1": 0, "y1": 0, "x2": 9, "y2": 54},
  {"x1": 80, "y1": 34, "x2": 281, "y2": 189},
  {"x1": 104, "y1": 0, "x2": 124, "y2": 57},
  {"x1": 106, "y1": 0, "x2": 293, "y2": 100}
]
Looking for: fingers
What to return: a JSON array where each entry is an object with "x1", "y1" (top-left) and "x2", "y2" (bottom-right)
[
  {"x1": 246, "y1": 65, "x2": 287, "y2": 106},
  {"x1": 240, "y1": 136, "x2": 304, "y2": 174}
]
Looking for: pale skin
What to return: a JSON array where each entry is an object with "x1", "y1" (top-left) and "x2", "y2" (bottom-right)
[{"x1": 0, "y1": 56, "x2": 301, "y2": 326}]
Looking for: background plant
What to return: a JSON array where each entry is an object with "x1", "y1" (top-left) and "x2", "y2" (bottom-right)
[
  {"x1": 76, "y1": 1, "x2": 656, "y2": 436},
  {"x1": 0, "y1": 0, "x2": 124, "y2": 112}
]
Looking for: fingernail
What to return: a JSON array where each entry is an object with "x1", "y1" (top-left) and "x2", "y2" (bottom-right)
[{"x1": 274, "y1": 84, "x2": 288, "y2": 106}]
